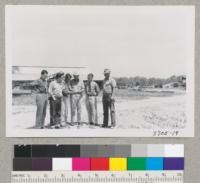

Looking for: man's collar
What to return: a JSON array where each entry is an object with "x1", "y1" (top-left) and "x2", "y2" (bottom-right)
[
  {"x1": 73, "y1": 79, "x2": 79, "y2": 82},
  {"x1": 104, "y1": 77, "x2": 110, "y2": 81},
  {"x1": 40, "y1": 76, "x2": 45, "y2": 81},
  {"x1": 56, "y1": 80, "x2": 62, "y2": 84}
]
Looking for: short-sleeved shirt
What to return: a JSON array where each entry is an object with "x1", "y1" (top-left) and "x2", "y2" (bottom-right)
[
  {"x1": 103, "y1": 78, "x2": 116, "y2": 94},
  {"x1": 70, "y1": 79, "x2": 85, "y2": 94},
  {"x1": 48, "y1": 80, "x2": 63, "y2": 98},
  {"x1": 32, "y1": 78, "x2": 48, "y2": 93},
  {"x1": 85, "y1": 81, "x2": 100, "y2": 96}
]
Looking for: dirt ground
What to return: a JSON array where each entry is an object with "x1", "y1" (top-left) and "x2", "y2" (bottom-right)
[{"x1": 11, "y1": 89, "x2": 186, "y2": 129}]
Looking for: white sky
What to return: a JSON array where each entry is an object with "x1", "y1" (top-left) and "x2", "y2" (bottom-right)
[{"x1": 6, "y1": 6, "x2": 194, "y2": 78}]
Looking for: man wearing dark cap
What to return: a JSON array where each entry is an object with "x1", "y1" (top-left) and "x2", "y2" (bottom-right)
[
  {"x1": 32, "y1": 70, "x2": 48, "y2": 128},
  {"x1": 102, "y1": 69, "x2": 116, "y2": 128},
  {"x1": 48, "y1": 72, "x2": 64, "y2": 128}
]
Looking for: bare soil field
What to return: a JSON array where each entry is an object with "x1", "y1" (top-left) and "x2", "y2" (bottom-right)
[{"x1": 11, "y1": 89, "x2": 186, "y2": 129}]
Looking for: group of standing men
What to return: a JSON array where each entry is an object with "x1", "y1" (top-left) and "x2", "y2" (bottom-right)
[{"x1": 33, "y1": 69, "x2": 116, "y2": 129}]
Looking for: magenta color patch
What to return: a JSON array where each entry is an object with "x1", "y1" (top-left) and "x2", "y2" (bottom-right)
[{"x1": 72, "y1": 158, "x2": 90, "y2": 171}]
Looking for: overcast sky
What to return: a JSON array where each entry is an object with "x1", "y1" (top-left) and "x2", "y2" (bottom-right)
[{"x1": 6, "y1": 6, "x2": 194, "y2": 78}]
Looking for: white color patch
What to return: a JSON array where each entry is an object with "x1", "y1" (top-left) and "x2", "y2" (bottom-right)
[
  {"x1": 164, "y1": 144, "x2": 184, "y2": 157},
  {"x1": 52, "y1": 158, "x2": 72, "y2": 171}
]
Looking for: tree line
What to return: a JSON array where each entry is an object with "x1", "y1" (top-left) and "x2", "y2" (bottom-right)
[{"x1": 115, "y1": 75, "x2": 186, "y2": 88}]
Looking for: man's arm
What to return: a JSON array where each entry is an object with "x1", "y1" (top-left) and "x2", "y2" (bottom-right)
[
  {"x1": 48, "y1": 82, "x2": 55, "y2": 100},
  {"x1": 79, "y1": 81, "x2": 85, "y2": 96},
  {"x1": 31, "y1": 80, "x2": 40, "y2": 93},
  {"x1": 95, "y1": 83, "x2": 100, "y2": 96},
  {"x1": 81, "y1": 81, "x2": 85, "y2": 92},
  {"x1": 62, "y1": 84, "x2": 72, "y2": 96},
  {"x1": 111, "y1": 79, "x2": 117, "y2": 100}
]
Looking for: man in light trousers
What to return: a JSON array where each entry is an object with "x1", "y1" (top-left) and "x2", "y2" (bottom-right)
[
  {"x1": 61, "y1": 73, "x2": 72, "y2": 125},
  {"x1": 70, "y1": 72, "x2": 85, "y2": 123},
  {"x1": 85, "y1": 73, "x2": 100, "y2": 125},
  {"x1": 33, "y1": 70, "x2": 48, "y2": 129}
]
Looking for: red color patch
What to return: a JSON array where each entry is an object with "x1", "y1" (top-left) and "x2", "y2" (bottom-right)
[{"x1": 91, "y1": 158, "x2": 109, "y2": 170}]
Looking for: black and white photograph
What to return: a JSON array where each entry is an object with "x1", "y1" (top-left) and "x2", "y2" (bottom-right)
[{"x1": 6, "y1": 5, "x2": 194, "y2": 137}]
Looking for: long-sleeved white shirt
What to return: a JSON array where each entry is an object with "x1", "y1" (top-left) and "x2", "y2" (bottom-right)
[{"x1": 48, "y1": 80, "x2": 63, "y2": 98}]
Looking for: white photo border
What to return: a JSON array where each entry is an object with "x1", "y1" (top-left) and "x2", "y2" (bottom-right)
[{"x1": 5, "y1": 5, "x2": 195, "y2": 137}]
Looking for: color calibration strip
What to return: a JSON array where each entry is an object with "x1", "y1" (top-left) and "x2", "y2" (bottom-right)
[
  {"x1": 11, "y1": 171, "x2": 184, "y2": 183},
  {"x1": 13, "y1": 144, "x2": 184, "y2": 171}
]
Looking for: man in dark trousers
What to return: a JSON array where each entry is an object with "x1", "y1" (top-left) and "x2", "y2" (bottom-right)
[
  {"x1": 33, "y1": 70, "x2": 48, "y2": 129},
  {"x1": 102, "y1": 69, "x2": 116, "y2": 128},
  {"x1": 48, "y1": 72, "x2": 64, "y2": 128}
]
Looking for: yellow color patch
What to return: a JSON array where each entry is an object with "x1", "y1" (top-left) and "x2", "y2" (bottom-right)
[{"x1": 109, "y1": 158, "x2": 127, "y2": 171}]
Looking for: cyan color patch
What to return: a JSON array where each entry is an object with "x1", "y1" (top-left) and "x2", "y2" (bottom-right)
[{"x1": 146, "y1": 158, "x2": 163, "y2": 170}]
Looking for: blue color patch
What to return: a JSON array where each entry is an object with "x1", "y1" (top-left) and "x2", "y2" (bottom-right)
[{"x1": 146, "y1": 158, "x2": 163, "y2": 170}]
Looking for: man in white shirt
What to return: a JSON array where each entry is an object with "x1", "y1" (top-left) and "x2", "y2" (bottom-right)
[
  {"x1": 48, "y1": 72, "x2": 64, "y2": 128},
  {"x1": 85, "y1": 73, "x2": 100, "y2": 125},
  {"x1": 70, "y1": 72, "x2": 85, "y2": 123}
]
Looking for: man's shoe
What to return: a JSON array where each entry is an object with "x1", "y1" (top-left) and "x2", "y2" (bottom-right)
[
  {"x1": 55, "y1": 124, "x2": 61, "y2": 129},
  {"x1": 60, "y1": 123, "x2": 66, "y2": 127},
  {"x1": 101, "y1": 124, "x2": 108, "y2": 128},
  {"x1": 111, "y1": 124, "x2": 116, "y2": 128}
]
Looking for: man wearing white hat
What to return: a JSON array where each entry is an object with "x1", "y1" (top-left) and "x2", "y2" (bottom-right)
[
  {"x1": 102, "y1": 69, "x2": 116, "y2": 128},
  {"x1": 70, "y1": 72, "x2": 85, "y2": 123}
]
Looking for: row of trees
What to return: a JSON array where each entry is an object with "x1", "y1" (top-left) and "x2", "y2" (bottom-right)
[{"x1": 115, "y1": 75, "x2": 186, "y2": 88}]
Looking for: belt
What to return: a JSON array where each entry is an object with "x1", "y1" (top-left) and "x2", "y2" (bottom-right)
[
  {"x1": 71, "y1": 93, "x2": 81, "y2": 95},
  {"x1": 103, "y1": 93, "x2": 112, "y2": 96},
  {"x1": 37, "y1": 92, "x2": 47, "y2": 94},
  {"x1": 87, "y1": 94, "x2": 96, "y2": 97},
  {"x1": 49, "y1": 96, "x2": 62, "y2": 100}
]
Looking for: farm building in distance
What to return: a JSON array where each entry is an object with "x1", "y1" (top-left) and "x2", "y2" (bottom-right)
[
  {"x1": 163, "y1": 75, "x2": 186, "y2": 89},
  {"x1": 12, "y1": 66, "x2": 103, "y2": 95}
]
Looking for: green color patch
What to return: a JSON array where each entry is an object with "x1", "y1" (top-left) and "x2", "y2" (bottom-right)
[{"x1": 127, "y1": 158, "x2": 146, "y2": 170}]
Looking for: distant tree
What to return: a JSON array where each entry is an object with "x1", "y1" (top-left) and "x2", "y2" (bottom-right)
[
  {"x1": 148, "y1": 77, "x2": 156, "y2": 86},
  {"x1": 114, "y1": 75, "x2": 186, "y2": 88},
  {"x1": 116, "y1": 77, "x2": 129, "y2": 86}
]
